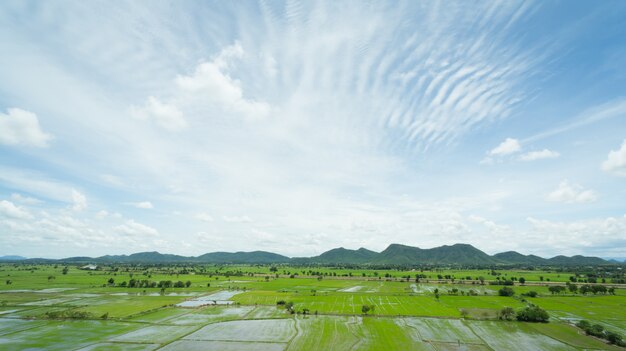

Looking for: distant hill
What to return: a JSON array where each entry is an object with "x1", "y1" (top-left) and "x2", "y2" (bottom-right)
[
  {"x1": 307, "y1": 247, "x2": 378, "y2": 264},
  {"x1": 376, "y1": 243, "x2": 498, "y2": 265},
  {"x1": 196, "y1": 251, "x2": 290, "y2": 264},
  {"x1": 46, "y1": 243, "x2": 613, "y2": 266},
  {"x1": 97, "y1": 252, "x2": 190, "y2": 263},
  {"x1": 0, "y1": 255, "x2": 27, "y2": 261},
  {"x1": 493, "y1": 251, "x2": 547, "y2": 265},
  {"x1": 57, "y1": 250, "x2": 290, "y2": 264},
  {"x1": 547, "y1": 255, "x2": 608, "y2": 266}
]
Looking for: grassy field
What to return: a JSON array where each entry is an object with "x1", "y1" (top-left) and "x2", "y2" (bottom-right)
[{"x1": 0, "y1": 263, "x2": 624, "y2": 350}]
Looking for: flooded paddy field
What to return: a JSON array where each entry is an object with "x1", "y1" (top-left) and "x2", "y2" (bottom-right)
[{"x1": 0, "y1": 264, "x2": 624, "y2": 350}]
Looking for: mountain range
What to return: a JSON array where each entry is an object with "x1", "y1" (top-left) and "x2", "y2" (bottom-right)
[{"x1": 3, "y1": 243, "x2": 616, "y2": 266}]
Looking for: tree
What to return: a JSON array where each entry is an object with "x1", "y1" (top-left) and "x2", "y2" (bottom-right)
[
  {"x1": 498, "y1": 307, "x2": 516, "y2": 321},
  {"x1": 516, "y1": 305, "x2": 549, "y2": 323},
  {"x1": 498, "y1": 287, "x2": 515, "y2": 297},
  {"x1": 548, "y1": 286, "x2": 566, "y2": 295},
  {"x1": 107, "y1": 278, "x2": 115, "y2": 286},
  {"x1": 62, "y1": 267, "x2": 69, "y2": 275},
  {"x1": 361, "y1": 305, "x2": 371, "y2": 314},
  {"x1": 185, "y1": 280, "x2": 191, "y2": 288},
  {"x1": 580, "y1": 285, "x2": 592, "y2": 295},
  {"x1": 522, "y1": 291, "x2": 538, "y2": 298},
  {"x1": 518, "y1": 277, "x2": 526, "y2": 285},
  {"x1": 606, "y1": 331, "x2": 623, "y2": 345}
]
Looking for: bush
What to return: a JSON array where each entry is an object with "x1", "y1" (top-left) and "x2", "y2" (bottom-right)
[
  {"x1": 498, "y1": 287, "x2": 515, "y2": 297},
  {"x1": 606, "y1": 331, "x2": 623, "y2": 345},
  {"x1": 522, "y1": 291, "x2": 538, "y2": 298},
  {"x1": 45, "y1": 310, "x2": 93, "y2": 320},
  {"x1": 516, "y1": 305, "x2": 549, "y2": 323},
  {"x1": 498, "y1": 307, "x2": 515, "y2": 321}
]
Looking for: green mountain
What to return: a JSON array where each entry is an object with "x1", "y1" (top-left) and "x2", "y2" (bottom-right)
[
  {"x1": 0, "y1": 255, "x2": 27, "y2": 261},
  {"x1": 308, "y1": 247, "x2": 378, "y2": 264},
  {"x1": 52, "y1": 243, "x2": 610, "y2": 265},
  {"x1": 195, "y1": 251, "x2": 290, "y2": 263},
  {"x1": 98, "y1": 252, "x2": 189, "y2": 263},
  {"x1": 376, "y1": 243, "x2": 497, "y2": 265},
  {"x1": 493, "y1": 251, "x2": 547, "y2": 265},
  {"x1": 547, "y1": 255, "x2": 608, "y2": 266}
]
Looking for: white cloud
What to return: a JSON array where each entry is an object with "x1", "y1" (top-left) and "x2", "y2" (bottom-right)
[
  {"x1": 11, "y1": 193, "x2": 42, "y2": 205},
  {"x1": 520, "y1": 149, "x2": 560, "y2": 161},
  {"x1": 602, "y1": 139, "x2": 626, "y2": 177},
  {"x1": 489, "y1": 138, "x2": 521, "y2": 156},
  {"x1": 114, "y1": 220, "x2": 159, "y2": 237},
  {"x1": 100, "y1": 174, "x2": 125, "y2": 187},
  {"x1": 70, "y1": 189, "x2": 87, "y2": 211},
  {"x1": 0, "y1": 200, "x2": 33, "y2": 219},
  {"x1": 95, "y1": 210, "x2": 109, "y2": 219},
  {"x1": 175, "y1": 43, "x2": 271, "y2": 121},
  {"x1": 195, "y1": 213, "x2": 214, "y2": 222},
  {"x1": 525, "y1": 215, "x2": 626, "y2": 256},
  {"x1": 129, "y1": 201, "x2": 153, "y2": 209},
  {"x1": 222, "y1": 215, "x2": 252, "y2": 223},
  {"x1": 130, "y1": 96, "x2": 187, "y2": 131},
  {"x1": 0, "y1": 108, "x2": 53, "y2": 147},
  {"x1": 546, "y1": 180, "x2": 598, "y2": 204},
  {"x1": 467, "y1": 215, "x2": 510, "y2": 234}
]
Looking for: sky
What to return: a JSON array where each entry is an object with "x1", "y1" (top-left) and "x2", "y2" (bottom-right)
[{"x1": 1, "y1": 1, "x2": 625, "y2": 259}]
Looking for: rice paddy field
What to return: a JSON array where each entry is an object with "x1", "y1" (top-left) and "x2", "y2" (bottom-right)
[{"x1": 0, "y1": 264, "x2": 624, "y2": 350}]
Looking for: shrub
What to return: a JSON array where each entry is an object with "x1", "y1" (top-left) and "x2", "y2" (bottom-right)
[
  {"x1": 498, "y1": 307, "x2": 515, "y2": 321},
  {"x1": 516, "y1": 305, "x2": 549, "y2": 323},
  {"x1": 498, "y1": 287, "x2": 515, "y2": 297}
]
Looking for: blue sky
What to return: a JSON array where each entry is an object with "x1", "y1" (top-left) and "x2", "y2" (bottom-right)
[{"x1": 1, "y1": 1, "x2": 625, "y2": 258}]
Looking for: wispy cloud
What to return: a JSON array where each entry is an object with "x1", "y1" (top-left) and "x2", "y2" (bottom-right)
[
  {"x1": 1, "y1": 1, "x2": 625, "y2": 257},
  {"x1": 520, "y1": 149, "x2": 560, "y2": 161},
  {"x1": 128, "y1": 201, "x2": 153, "y2": 209}
]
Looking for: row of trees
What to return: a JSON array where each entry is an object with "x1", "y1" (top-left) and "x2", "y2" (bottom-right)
[
  {"x1": 576, "y1": 320, "x2": 624, "y2": 346},
  {"x1": 549, "y1": 283, "x2": 615, "y2": 295},
  {"x1": 105, "y1": 278, "x2": 191, "y2": 288}
]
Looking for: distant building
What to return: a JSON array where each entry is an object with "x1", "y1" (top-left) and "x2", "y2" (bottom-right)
[{"x1": 80, "y1": 264, "x2": 98, "y2": 270}]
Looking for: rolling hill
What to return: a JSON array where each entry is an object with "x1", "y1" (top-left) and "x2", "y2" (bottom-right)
[{"x1": 48, "y1": 243, "x2": 613, "y2": 266}]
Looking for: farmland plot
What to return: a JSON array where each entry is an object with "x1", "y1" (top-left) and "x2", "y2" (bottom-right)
[
  {"x1": 184, "y1": 319, "x2": 296, "y2": 342},
  {"x1": 402, "y1": 317, "x2": 483, "y2": 344},
  {"x1": 111, "y1": 325, "x2": 197, "y2": 344},
  {"x1": 468, "y1": 321, "x2": 576, "y2": 350},
  {"x1": 0, "y1": 320, "x2": 139, "y2": 351}
]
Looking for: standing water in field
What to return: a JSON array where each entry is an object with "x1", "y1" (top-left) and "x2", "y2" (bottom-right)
[{"x1": 176, "y1": 290, "x2": 243, "y2": 307}]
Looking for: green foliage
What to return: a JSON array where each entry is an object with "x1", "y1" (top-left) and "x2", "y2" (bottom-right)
[
  {"x1": 576, "y1": 319, "x2": 625, "y2": 345},
  {"x1": 498, "y1": 307, "x2": 516, "y2": 321},
  {"x1": 548, "y1": 285, "x2": 566, "y2": 294},
  {"x1": 44, "y1": 309, "x2": 93, "y2": 319},
  {"x1": 516, "y1": 305, "x2": 549, "y2": 323},
  {"x1": 498, "y1": 287, "x2": 514, "y2": 297},
  {"x1": 361, "y1": 304, "x2": 376, "y2": 315}
]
